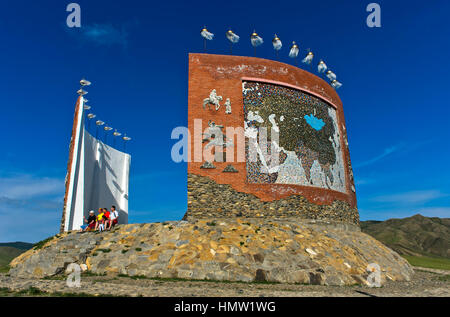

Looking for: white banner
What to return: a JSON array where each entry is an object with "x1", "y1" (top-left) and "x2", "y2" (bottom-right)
[{"x1": 63, "y1": 98, "x2": 131, "y2": 231}]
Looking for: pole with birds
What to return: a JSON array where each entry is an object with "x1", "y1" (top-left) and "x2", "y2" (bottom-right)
[
  {"x1": 331, "y1": 80, "x2": 343, "y2": 89},
  {"x1": 87, "y1": 113, "x2": 96, "y2": 131},
  {"x1": 250, "y1": 30, "x2": 263, "y2": 56},
  {"x1": 200, "y1": 26, "x2": 214, "y2": 52},
  {"x1": 289, "y1": 41, "x2": 299, "y2": 66},
  {"x1": 317, "y1": 60, "x2": 328, "y2": 74},
  {"x1": 226, "y1": 29, "x2": 240, "y2": 55},
  {"x1": 123, "y1": 134, "x2": 131, "y2": 152},
  {"x1": 302, "y1": 50, "x2": 314, "y2": 72},
  {"x1": 272, "y1": 34, "x2": 282, "y2": 59},
  {"x1": 95, "y1": 120, "x2": 104, "y2": 139},
  {"x1": 79, "y1": 78, "x2": 92, "y2": 134},
  {"x1": 78, "y1": 79, "x2": 90, "y2": 105},
  {"x1": 326, "y1": 70, "x2": 337, "y2": 82},
  {"x1": 113, "y1": 130, "x2": 121, "y2": 148},
  {"x1": 104, "y1": 126, "x2": 112, "y2": 144}
]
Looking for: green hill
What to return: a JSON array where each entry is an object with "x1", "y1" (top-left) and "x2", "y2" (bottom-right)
[
  {"x1": 361, "y1": 214, "x2": 450, "y2": 258},
  {"x1": 361, "y1": 214, "x2": 450, "y2": 270},
  {"x1": 0, "y1": 242, "x2": 33, "y2": 272},
  {"x1": 0, "y1": 242, "x2": 33, "y2": 250}
]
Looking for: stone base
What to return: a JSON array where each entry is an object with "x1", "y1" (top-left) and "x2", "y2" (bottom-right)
[
  {"x1": 10, "y1": 219, "x2": 413, "y2": 286},
  {"x1": 186, "y1": 174, "x2": 360, "y2": 225}
]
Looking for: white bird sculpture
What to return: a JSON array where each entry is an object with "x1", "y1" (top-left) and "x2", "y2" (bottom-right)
[
  {"x1": 250, "y1": 31, "x2": 263, "y2": 47},
  {"x1": 80, "y1": 79, "x2": 91, "y2": 87},
  {"x1": 289, "y1": 41, "x2": 299, "y2": 58},
  {"x1": 318, "y1": 60, "x2": 327, "y2": 73},
  {"x1": 77, "y1": 89, "x2": 87, "y2": 96},
  {"x1": 326, "y1": 70, "x2": 337, "y2": 81},
  {"x1": 331, "y1": 80, "x2": 343, "y2": 89},
  {"x1": 200, "y1": 27, "x2": 214, "y2": 40},
  {"x1": 302, "y1": 51, "x2": 314, "y2": 64},
  {"x1": 226, "y1": 30, "x2": 240, "y2": 43},
  {"x1": 226, "y1": 29, "x2": 239, "y2": 54},
  {"x1": 272, "y1": 34, "x2": 282, "y2": 51}
]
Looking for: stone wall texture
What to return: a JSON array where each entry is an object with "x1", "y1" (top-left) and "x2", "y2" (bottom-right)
[
  {"x1": 186, "y1": 54, "x2": 358, "y2": 224},
  {"x1": 185, "y1": 174, "x2": 359, "y2": 225}
]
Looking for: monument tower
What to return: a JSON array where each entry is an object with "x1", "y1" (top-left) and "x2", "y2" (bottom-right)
[{"x1": 185, "y1": 54, "x2": 358, "y2": 225}]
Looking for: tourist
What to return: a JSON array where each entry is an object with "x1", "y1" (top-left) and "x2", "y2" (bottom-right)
[
  {"x1": 103, "y1": 207, "x2": 110, "y2": 221},
  {"x1": 81, "y1": 210, "x2": 97, "y2": 231},
  {"x1": 101, "y1": 207, "x2": 110, "y2": 231},
  {"x1": 108, "y1": 205, "x2": 119, "y2": 230},
  {"x1": 96, "y1": 208, "x2": 105, "y2": 231}
]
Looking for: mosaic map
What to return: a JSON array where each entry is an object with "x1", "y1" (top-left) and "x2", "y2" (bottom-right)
[{"x1": 243, "y1": 81, "x2": 347, "y2": 193}]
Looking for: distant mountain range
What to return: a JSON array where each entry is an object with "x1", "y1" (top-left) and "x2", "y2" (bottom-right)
[
  {"x1": 0, "y1": 242, "x2": 34, "y2": 250},
  {"x1": 361, "y1": 214, "x2": 450, "y2": 258}
]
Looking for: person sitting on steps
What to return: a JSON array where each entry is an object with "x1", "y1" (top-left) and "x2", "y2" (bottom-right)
[
  {"x1": 108, "y1": 205, "x2": 119, "y2": 230},
  {"x1": 81, "y1": 210, "x2": 96, "y2": 232},
  {"x1": 95, "y1": 208, "x2": 104, "y2": 231}
]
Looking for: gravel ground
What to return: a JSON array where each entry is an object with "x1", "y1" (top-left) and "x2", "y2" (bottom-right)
[{"x1": 0, "y1": 269, "x2": 448, "y2": 297}]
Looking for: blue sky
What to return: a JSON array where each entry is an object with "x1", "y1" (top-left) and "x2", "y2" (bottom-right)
[{"x1": 0, "y1": 0, "x2": 449, "y2": 242}]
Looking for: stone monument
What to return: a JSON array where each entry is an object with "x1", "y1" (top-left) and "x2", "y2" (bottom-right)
[{"x1": 9, "y1": 55, "x2": 413, "y2": 286}]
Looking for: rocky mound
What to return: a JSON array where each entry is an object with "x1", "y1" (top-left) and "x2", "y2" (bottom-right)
[{"x1": 9, "y1": 218, "x2": 413, "y2": 286}]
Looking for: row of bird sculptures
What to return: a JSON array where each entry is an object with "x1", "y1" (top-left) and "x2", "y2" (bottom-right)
[{"x1": 201, "y1": 27, "x2": 343, "y2": 90}]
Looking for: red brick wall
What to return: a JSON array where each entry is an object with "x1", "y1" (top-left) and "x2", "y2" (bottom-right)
[{"x1": 188, "y1": 53, "x2": 356, "y2": 208}]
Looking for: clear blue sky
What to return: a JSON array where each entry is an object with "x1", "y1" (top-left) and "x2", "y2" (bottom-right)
[{"x1": 0, "y1": 0, "x2": 449, "y2": 242}]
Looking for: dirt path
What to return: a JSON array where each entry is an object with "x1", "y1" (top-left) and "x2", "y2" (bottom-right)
[{"x1": 0, "y1": 270, "x2": 448, "y2": 297}]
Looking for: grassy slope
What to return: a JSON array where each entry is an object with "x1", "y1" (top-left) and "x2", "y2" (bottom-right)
[
  {"x1": 361, "y1": 214, "x2": 450, "y2": 258},
  {"x1": 402, "y1": 255, "x2": 450, "y2": 271},
  {"x1": 0, "y1": 242, "x2": 33, "y2": 272},
  {"x1": 361, "y1": 214, "x2": 450, "y2": 271},
  {"x1": 0, "y1": 247, "x2": 25, "y2": 271}
]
